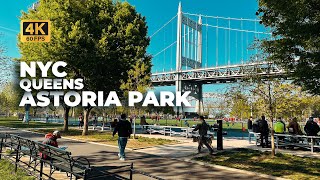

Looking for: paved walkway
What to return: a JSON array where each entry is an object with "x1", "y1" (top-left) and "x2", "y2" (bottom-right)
[
  {"x1": 0, "y1": 127, "x2": 278, "y2": 180},
  {"x1": 136, "y1": 133, "x2": 320, "y2": 159}
]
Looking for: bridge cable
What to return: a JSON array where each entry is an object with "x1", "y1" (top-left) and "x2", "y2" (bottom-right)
[
  {"x1": 206, "y1": 16, "x2": 208, "y2": 68},
  {"x1": 150, "y1": 14, "x2": 177, "y2": 39},
  {"x1": 246, "y1": 31, "x2": 249, "y2": 62},
  {"x1": 164, "y1": 24, "x2": 166, "y2": 72},
  {"x1": 183, "y1": 24, "x2": 186, "y2": 70},
  {"x1": 216, "y1": 18, "x2": 219, "y2": 67},
  {"x1": 236, "y1": 28, "x2": 238, "y2": 64},
  {"x1": 183, "y1": 12, "x2": 260, "y2": 22},
  {"x1": 153, "y1": 41, "x2": 177, "y2": 58},
  {"x1": 171, "y1": 19, "x2": 173, "y2": 71},
  {"x1": 203, "y1": 24, "x2": 270, "y2": 35},
  {"x1": 241, "y1": 19, "x2": 244, "y2": 64},
  {"x1": 255, "y1": 20, "x2": 257, "y2": 61},
  {"x1": 225, "y1": 25, "x2": 227, "y2": 66},
  {"x1": 194, "y1": 27, "x2": 196, "y2": 66},
  {"x1": 228, "y1": 18, "x2": 231, "y2": 65}
]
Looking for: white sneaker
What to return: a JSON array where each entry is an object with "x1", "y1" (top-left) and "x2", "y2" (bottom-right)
[{"x1": 119, "y1": 157, "x2": 125, "y2": 161}]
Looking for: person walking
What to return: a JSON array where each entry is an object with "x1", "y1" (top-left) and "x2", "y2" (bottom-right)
[
  {"x1": 259, "y1": 115, "x2": 270, "y2": 148},
  {"x1": 78, "y1": 113, "x2": 84, "y2": 129},
  {"x1": 93, "y1": 114, "x2": 98, "y2": 130},
  {"x1": 45, "y1": 112, "x2": 49, "y2": 123},
  {"x1": 192, "y1": 116, "x2": 214, "y2": 154},
  {"x1": 113, "y1": 114, "x2": 132, "y2": 161}
]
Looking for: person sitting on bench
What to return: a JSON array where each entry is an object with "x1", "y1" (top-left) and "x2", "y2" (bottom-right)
[
  {"x1": 287, "y1": 117, "x2": 303, "y2": 135},
  {"x1": 40, "y1": 131, "x2": 62, "y2": 160},
  {"x1": 43, "y1": 130, "x2": 61, "y2": 147}
]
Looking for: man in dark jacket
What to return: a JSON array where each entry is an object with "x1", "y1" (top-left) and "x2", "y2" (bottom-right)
[
  {"x1": 192, "y1": 116, "x2": 214, "y2": 154},
  {"x1": 248, "y1": 116, "x2": 253, "y2": 131},
  {"x1": 113, "y1": 114, "x2": 132, "y2": 161},
  {"x1": 304, "y1": 117, "x2": 320, "y2": 136},
  {"x1": 259, "y1": 115, "x2": 269, "y2": 148}
]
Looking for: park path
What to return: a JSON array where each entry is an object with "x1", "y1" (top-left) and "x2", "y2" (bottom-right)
[{"x1": 0, "y1": 127, "x2": 276, "y2": 180}]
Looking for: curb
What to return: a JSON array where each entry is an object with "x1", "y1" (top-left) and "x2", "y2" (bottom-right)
[{"x1": 173, "y1": 157, "x2": 288, "y2": 180}]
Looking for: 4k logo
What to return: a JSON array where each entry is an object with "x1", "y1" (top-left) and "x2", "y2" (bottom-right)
[{"x1": 20, "y1": 20, "x2": 51, "y2": 42}]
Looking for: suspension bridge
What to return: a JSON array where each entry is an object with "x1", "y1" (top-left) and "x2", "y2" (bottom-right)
[{"x1": 149, "y1": 3, "x2": 285, "y2": 115}]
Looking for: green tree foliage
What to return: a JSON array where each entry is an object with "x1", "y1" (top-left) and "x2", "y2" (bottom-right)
[
  {"x1": 120, "y1": 60, "x2": 151, "y2": 138},
  {"x1": 225, "y1": 88, "x2": 251, "y2": 120},
  {"x1": 0, "y1": 83, "x2": 23, "y2": 116},
  {"x1": 18, "y1": 0, "x2": 151, "y2": 135},
  {"x1": 120, "y1": 60, "x2": 151, "y2": 97},
  {"x1": 257, "y1": 0, "x2": 320, "y2": 95},
  {"x1": 0, "y1": 34, "x2": 15, "y2": 89}
]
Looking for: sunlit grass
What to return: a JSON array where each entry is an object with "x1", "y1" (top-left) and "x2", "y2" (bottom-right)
[
  {"x1": 194, "y1": 148, "x2": 320, "y2": 180},
  {"x1": 0, "y1": 159, "x2": 34, "y2": 180}
]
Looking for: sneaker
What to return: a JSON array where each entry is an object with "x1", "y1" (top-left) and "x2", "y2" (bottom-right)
[{"x1": 119, "y1": 157, "x2": 125, "y2": 161}]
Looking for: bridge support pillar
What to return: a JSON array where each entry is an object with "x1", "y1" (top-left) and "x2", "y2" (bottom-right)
[
  {"x1": 175, "y1": 2, "x2": 183, "y2": 117},
  {"x1": 195, "y1": 84, "x2": 203, "y2": 115}
]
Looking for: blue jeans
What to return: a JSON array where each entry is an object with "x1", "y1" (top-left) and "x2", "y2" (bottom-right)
[{"x1": 118, "y1": 137, "x2": 128, "y2": 158}]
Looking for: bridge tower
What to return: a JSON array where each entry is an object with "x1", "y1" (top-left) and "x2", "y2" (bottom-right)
[{"x1": 176, "y1": 3, "x2": 204, "y2": 116}]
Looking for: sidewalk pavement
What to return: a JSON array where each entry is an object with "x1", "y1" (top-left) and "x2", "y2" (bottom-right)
[
  {"x1": 0, "y1": 127, "x2": 280, "y2": 180},
  {"x1": 136, "y1": 133, "x2": 320, "y2": 159}
]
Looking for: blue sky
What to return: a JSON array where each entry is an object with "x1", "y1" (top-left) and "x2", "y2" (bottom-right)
[
  {"x1": 0, "y1": 0, "x2": 261, "y2": 58},
  {"x1": 0, "y1": 0, "x2": 262, "y2": 96}
]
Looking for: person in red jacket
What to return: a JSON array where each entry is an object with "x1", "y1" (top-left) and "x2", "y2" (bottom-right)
[
  {"x1": 40, "y1": 131, "x2": 61, "y2": 159},
  {"x1": 43, "y1": 130, "x2": 61, "y2": 147}
]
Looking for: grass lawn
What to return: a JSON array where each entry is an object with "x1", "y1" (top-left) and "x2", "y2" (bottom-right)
[
  {"x1": 0, "y1": 117, "x2": 65, "y2": 129},
  {"x1": 193, "y1": 148, "x2": 320, "y2": 180},
  {"x1": 139, "y1": 119, "x2": 247, "y2": 130},
  {"x1": 0, "y1": 159, "x2": 34, "y2": 180},
  {"x1": 33, "y1": 128, "x2": 178, "y2": 149},
  {"x1": 0, "y1": 117, "x2": 246, "y2": 130}
]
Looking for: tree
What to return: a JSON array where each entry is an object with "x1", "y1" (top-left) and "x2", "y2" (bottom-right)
[
  {"x1": 0, "y1": 83, "x2": 23, "y2": 116},
  {"x1": 0, "y1": 34, "x2": 15, "y2": 89},
  {"x1": 18, "y1": 0, "x2": 151, "y2": 135},
  {"x1": 120, "y1": 60, "x2": 152, "y2": 138},
  {"x1": 225, "y1": 88, "x2": 251, "y2": 120},
  {"x1": 257, "y1": 0, "x2": 320, "y2": 95},
  {"x1": 246, "y1": 77, "x2": 277, "y2": 156}
]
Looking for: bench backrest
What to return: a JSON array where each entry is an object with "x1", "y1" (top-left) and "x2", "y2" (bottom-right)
[{"x1": 37, "y1": 142, "x2": 72, "y2": 167}]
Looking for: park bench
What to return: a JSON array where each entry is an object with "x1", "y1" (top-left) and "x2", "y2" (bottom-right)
[
  {"x1": 143, "y1": 125, "x2": 166, "y2": 135},
  {"x1": 274, "y1": 134, "x2": 320, "y2": 153},
  {"x1": 0, "y1": 134, "x2": 91, "y2": 180},
  {"x1": 248, "y1": 131, "x2": 261, "y2": 145}
]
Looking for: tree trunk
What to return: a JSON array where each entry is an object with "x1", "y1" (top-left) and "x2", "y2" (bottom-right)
[
  {"x1": 63, "y1": 106, "x2": 70, "y2": 132},
  {"x1": 268, "y1": 80, "x2": 276, "y2": 157},
  {"x1": 82, "y1": 107, "x2": 92, "y2": 136},
  {"x1": 270, "y1": 120, "x2": 275, "y2": 156},
  {"x1": 72, "y1": 107, "x2": 75, "y2": 118},
  {"x1": 102, "y1": 110, "x2": 106, "y2": 131}
]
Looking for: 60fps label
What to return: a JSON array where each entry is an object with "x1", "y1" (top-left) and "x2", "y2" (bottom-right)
[{"x1": 20, "y1": 20, "x2": 51, "y2": 42}]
